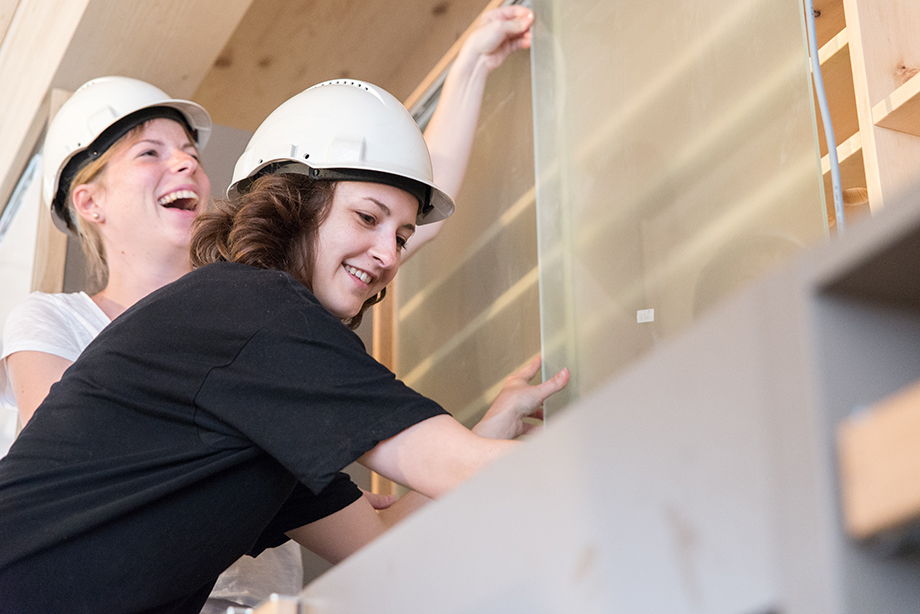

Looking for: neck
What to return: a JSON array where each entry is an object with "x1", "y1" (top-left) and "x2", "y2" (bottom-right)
[{"x1": 92, "y1": 250, "x2": 191, "y2": 320}]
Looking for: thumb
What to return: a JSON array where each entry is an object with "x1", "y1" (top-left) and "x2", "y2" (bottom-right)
[{"x1": 535, "y1": 368, "x2": 570, "y2": 401}]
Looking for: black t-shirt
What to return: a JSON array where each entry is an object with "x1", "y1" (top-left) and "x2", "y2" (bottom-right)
[{"x1": 0, "y1": 262, "x2": 447, "y2": 614}]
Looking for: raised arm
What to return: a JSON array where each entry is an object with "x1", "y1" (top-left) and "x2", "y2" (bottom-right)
[
  {"x1": 6, "y1": 351, "x2": 73, "y2": 426},
  {"x1": 405, "y1": 6, "x2": 535, "y2": 259}
]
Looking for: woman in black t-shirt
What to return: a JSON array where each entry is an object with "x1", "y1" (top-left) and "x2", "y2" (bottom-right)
[{"x1": 0, "y1": 79, "x2": 568, "y2": 614}]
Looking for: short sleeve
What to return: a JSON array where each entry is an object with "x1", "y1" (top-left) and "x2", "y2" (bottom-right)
[
  {"x1": 194, "y1": 299, "x2": 447, "y2": 495},
  {"x1": 1, "y1": 292, "x2": 109, "y2": 363},
  {"x1": 1, "y1": 292, "x2": 110, "y2": 410}
]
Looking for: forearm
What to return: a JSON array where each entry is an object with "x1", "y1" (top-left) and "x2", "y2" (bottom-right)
[
  {"x1": 424, "y1": 5, "x2": 533, "y2": 199},
  {"x1": 407, "y1": 50, "x2": 491, "y2": 256},
  {"x1": 359, "y1": 415, "x2": 519, "y2": 499},
  {"x1": 424, "y1": 46, "x2": 492, "y2": 199},
  {"x1": 407, "y1": 8, "x2": 533, "y2": 259},
  {"x1": 286, "y1": 495, "x2": 386, "y2": 564},
  {"x1": 286, "y1": 489, "x2": 433, "y2": 564}
]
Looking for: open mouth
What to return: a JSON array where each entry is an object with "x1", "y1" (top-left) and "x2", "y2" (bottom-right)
[
  {"x1": 157, "y1": 190, "x2": 199, "y2": 211},
  {"x1": 345, "y1": 264, "x2": 372, "y2": 284}
]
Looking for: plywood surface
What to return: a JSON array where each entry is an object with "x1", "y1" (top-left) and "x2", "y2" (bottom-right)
[
  {"x1": 0, "y1": 0, "x2": 91, "y2": 221},
  {"x1": 814, "y1": 29, "x2": 859, "y2": 156},
  {"x1": 193, "y1": 0, "x2": 491, "y2": 131},
  {"x1": 844, "y1": 0, "x2": 920, "y2": 105},
  {"x1": 838, "y1": 378, "x2": 920, "y2": 539},
  {"x1": 0, "y1": 0, "x2": 20, "y2": 43},
  {"x1": 873, "y1": 72, "x2": 920, "y2": 137},
  {"x1": 51, "y1": 0, "x2": 253, "y2": 99},
  {"x1": 813, "y1": 0, "x2": 846, "y2": 48}
]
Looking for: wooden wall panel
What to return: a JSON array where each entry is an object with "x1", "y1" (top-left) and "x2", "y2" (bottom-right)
[
  {"x1": 0, "y1": 0, "x2": 21, "y2": 44},
  {"x1": 0, "y1": 0, "x2": 91, "y2": 218}
]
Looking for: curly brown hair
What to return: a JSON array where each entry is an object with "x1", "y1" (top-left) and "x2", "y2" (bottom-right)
[{"x1": 189, "y1": 172, "x2": 386, "y2": 329}]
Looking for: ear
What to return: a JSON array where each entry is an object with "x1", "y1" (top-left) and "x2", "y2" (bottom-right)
[{"x1": 72, "y1": 183, "x2": 104, "y2": 223}]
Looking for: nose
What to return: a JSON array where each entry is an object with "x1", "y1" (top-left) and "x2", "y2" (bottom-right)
[
  {"x1": 170, "y1": 149, "x2": 200, "y2": 174},
  {"x1": 368, "y1": 233, "x2": 400, "y2": 270}
]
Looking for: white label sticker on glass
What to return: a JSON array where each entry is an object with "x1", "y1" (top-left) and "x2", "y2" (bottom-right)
[{"x1": 637, "y1": 309, "x2": 655, "y2": 323}]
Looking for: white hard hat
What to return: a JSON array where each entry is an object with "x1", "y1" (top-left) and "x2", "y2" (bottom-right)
[
  {"x1": 229, "y1": 79, "x2": 454, "y2": 226},
  {"x1": 42, "y1": 76, "x2": 212, "y2": 232}
]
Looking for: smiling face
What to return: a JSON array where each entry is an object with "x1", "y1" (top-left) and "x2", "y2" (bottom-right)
[
  {"x1": 311, "y1": 181, "x2": 417, "y2": 320},
  {"x1": 76, "y1": 117, "x2": 211, "y2": 263}
]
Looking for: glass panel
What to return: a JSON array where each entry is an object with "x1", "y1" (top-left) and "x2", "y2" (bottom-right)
[
  {"x1": 531, "y1": 0, "x2": 827, "y2": 414},
  {"x1": 394, "y1": 50, "x2": 539, "y2": 427}
]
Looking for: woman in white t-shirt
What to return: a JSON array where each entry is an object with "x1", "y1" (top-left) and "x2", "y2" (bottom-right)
[{"x1": 1, "y1": 77, "x2": 211, "y2": 423}]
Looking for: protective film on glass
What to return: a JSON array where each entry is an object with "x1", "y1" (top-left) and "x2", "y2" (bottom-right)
[{"x1": 531, "y1": 0, "x2": 827, "y2": 414}]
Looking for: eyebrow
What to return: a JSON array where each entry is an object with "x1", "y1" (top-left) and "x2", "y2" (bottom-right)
[
  {"x1": 366, "y1": 197, "x2": 416, "y2": 233},
  {"x1": 133, "y1": 138, "x2": 196, "y2": 150}
]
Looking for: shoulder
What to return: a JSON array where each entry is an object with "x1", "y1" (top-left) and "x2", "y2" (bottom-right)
[
  {"x1": 7, "y1": 291, "x2": 106, "y2": 323},
  {"x1": 182, "y1": 263, "x2": 312, "y2": 299},
  {"x1": 180, "y1": 263, "x2": 328, "y2": 320},
  {"x1": 4, "y1": 291, "x2": 105, "y2": 334},
  {"x1": 120, "y1": 263, "x2": 339, "y2": 345},
  {"x1": 2, "y1": 292, "x2": 109, "y2": 361}
]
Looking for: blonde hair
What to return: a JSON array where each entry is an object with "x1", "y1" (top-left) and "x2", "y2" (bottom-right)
[{"x1": 64, "y1": 135, "x2": 132, "y2": 291}]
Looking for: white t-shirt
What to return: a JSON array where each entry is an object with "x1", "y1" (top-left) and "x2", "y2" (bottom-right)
[
  {"x1": 0, "y1": 290, "x2": 304, "y2": 607},
  {"x1": 0, "y1": 291, "x2": 110, "y2": 410}
]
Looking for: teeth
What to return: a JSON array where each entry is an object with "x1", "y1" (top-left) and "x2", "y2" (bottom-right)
[
  {"x1": 345, "y1": 265, "x2": 371, "y2": 284},
  {"x1": 157, "y1": 190, "x2": 198, "y2": 207}
]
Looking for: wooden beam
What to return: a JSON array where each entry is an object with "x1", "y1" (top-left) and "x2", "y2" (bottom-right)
[
  {"x1": 873, "y1": 72, "x2": 920, "y2": 137},
  {"x1": 51, "y1": 0, "x2": 254, "y2": 100},
  {"x1": 813, "y1": 29, "x2": 859, "y2": 157},
  {"x1": 0, "y1": 0, "x2": 21, "y2": 44},
  {"x1": 843, "y1": 0, "x2": 920, "y2": 211},
  {"x1": 31, "y1": 89, "x2": 72, "y2": 295},
  {"x1": 838, "y1": 378, "x2": 920, "y2": 539},
  {"x1": 0, "y1": 0, "x2": 92, "y2": 220}
]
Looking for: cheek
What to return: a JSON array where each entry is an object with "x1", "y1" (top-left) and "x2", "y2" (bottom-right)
[{"x1": 197, "y1": 170, "x2": 211, "y2": 194}]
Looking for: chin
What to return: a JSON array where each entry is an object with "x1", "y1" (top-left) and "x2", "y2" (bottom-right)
[{"x1": 327, "y1": 304, "x2": 360, "y2": 320}]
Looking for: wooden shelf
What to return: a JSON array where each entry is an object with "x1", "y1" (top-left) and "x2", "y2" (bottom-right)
[
  {"x1": 815, "y1": 28, "x2": 860, "y2": 156},
  {"x1": 813, "y1": 0, "x2": 847, "y2": 49},
  {"x1": 872, "y1": 73, "x2": 920, "y2": 138},
  {"x1": 838, "y1": 378, "x2": 920, "y2": 540},
  {"x1": 821, "y1": 132, "x2": 862, "y2": 175},
  {"x1": 821, "y1": 133, "x2": 869, "y2": 227}
]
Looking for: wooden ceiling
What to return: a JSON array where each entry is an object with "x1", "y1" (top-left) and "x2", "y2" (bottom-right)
[
  {"x1": 195, "y1": 0, "x2": 491, "y2": 131},
  {"x1": 0, "y1": 0, "x2": 493, "y2": 213}
]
